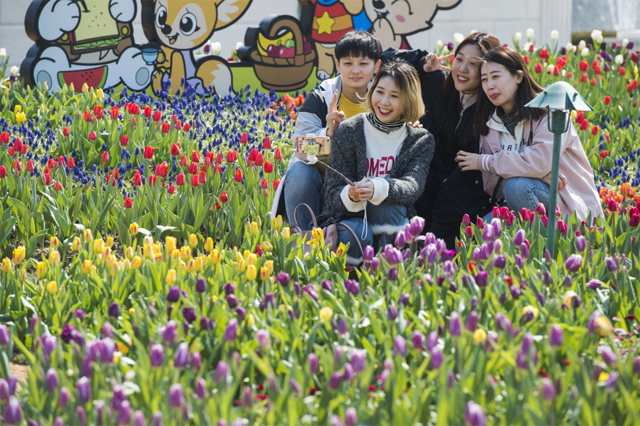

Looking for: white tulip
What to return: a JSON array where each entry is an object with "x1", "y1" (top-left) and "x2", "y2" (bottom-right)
[
  {"x1": 514, "y1": 32, "x2": 522, "y2": 42},
  {"x1": 210, "y1": 41, "x2": 222, "y2": 55},
  {"x1": 526, "y1": 28, "x2": 535, "y2": 39},
  {"x1": 550, "y1": 30, "x2": 559, "y2": 40},
  {"x1": 590, "y1": 29, "x2": 603, "y2": 44},
  {"x1": 436, "y1": 40, "x2": 443, "y2": 48},
  {"x1": 454, "y1": 33, "x2": 464, "y2": 44},
  {"x1": 443, "y1": 46, "x2": 450, "y2": 55},
  {"x1": 622, "y1": 38, "x2": 629, "y2": 48},
  {"x1": 235, "y1": 41, "x2": 244, "y2": 50},
  {"x1": 578, "y1": 40, "x2": 586, "y2": 50},
  {"x1": 0, "y1": 48, "x2": 6, "y2": 57},
  {"x1": 581, "y1": 47, "x2": 590, "y2": 57},
  {"x1": 10, "y1": 65, "x2": 19, "y2": 75},
  {"x1": 523, "y1": 42, "x2": 534, "y2": 52},
  {"x1": 546, "y1": 64, "x2": 555, "y2": 73},
  {"x1": 615, "y1": 54, "x2": 624, "y2": 64},
  {"x1": 565, "y1": 42, "x2": 576, "y2": 53}
]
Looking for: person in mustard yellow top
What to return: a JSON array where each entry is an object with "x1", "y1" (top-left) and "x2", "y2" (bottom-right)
[{"x1": 270, "y1": 31, "x2": 382, "y2": 230}]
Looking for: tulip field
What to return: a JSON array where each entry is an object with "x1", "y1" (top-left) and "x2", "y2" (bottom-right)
[{"x1": 0, "y1": 33, "x2": 640, "y2": 425}]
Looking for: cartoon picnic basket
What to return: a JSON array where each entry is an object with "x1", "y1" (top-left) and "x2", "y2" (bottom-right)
[{"x1": 239, "y1": 14, "x2": 316, "y2": 91}]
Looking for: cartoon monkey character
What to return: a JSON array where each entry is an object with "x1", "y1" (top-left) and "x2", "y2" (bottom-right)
[
  {"x1": 309, "y1": 0, "x2": 370, "y2": 79},
  {"x1": 22, "y1": 0, "x2": 154, "y2": 94},
  {"x1": 365, "y1": 0, "x2": 462, "y2": 50},
  {"x1": 143, "y1": 0, "x2": 252, "y2": 96}
]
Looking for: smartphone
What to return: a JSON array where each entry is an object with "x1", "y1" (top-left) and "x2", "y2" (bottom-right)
[{"x1": 295, "y1": 135, "x2": 331, "y2": 156}]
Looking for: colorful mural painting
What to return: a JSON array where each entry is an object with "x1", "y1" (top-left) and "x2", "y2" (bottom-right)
[{"x1": 19, "y1": 0, "x2": 463, "y2": 95}]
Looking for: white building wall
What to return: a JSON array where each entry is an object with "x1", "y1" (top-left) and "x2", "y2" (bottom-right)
[{"x1": 1, "y1": 0, "x2": 573, "y2": 70}]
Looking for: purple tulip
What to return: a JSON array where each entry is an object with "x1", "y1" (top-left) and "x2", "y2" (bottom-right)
[
  {"x1": 466, "y1": 312, "x2": 479, "y2": 332},
  {"x1": 430, "y1": 346, "x2": 444, "y2": 369},
  {"x1": 449, "y1": 312, "x2": 461, "y2": 337},
  {"x1": 195, "y1": 378, "x2": 206, "y2": 400},
  {"x1": 632, "y1": 357, "x2": 640, "y2": 377},
  {"x1": 190, "y1": 352, "x2": 202, "y2": 370},
  {"x1": 150, "y1": 344, "x2": 164, "y2": 367},
  {"x1": 2, "y1": 396, "x2": 22, "y2": 425},
  {"x1": 536, "y1": 291, "x2": 546, "y2": 306},
  {"x1": 183, "y1": 306, "x2": 197, "y2": 324},
  {"x1": 77, "y1": 376, "x2": 91, "y2": 403},
  {"x1": 387, "y1": 305, "x2": 398, "y2": 321},
  {"x1": 289, "y1": 378, "x2": 302, "y2": 395},
  {"x1": 100, "y1": 338, "x2": 115, "y2": 364},
  {"x1": 174, "y1": 342, "x2": 190, "y2": 368},
  {"x1": 169, "y1": 383, "x2": 184, "y2": 408},
  {"x1": 543, "y1": 271, "x2": 552, "y2": 286},
  {"x1": 108, "y1": 302, "x2": 120, "y2": 318},
  {"x1": 321, "y1": 280, "x2": 333, "y2": 293},
  {"x1": 167, "y1": 286, "x2": 180, "y2": 303},
  {"x1": 241, "y1": 386, "x2": 252, "y2": 408},
  {"x1": 522, "y1": 333, "x2": 534, "y2": 353},
  {"x1": 395, "y1": 230, "x2": 407, "y2": 249},
  {"x1": 117, "y1": 400, "x2": 131, "y2": 425},
  {"x1": 111, "y1": 385, "x2": 127, "y2": 411},
  {"x1": 0, "y1": 325, "x2": 10, "y2": 347},
  {"x1": 481, "y1": 224, "x2": 494, "y2": 243},
  {"x1": 337, "y1": 318, "x2": 348, "y2": 335},
  {"x1": 329, "y1": 371, "x2": 343, "y2": 389},
  {"x1": 53, "y1": 417, "x2": 64, "y2": 426},
  {"x1": 343, "y1": 362, "x2": 355, "y2": 381},
  {"x1": 474, "y1": 270, "x2": 488, "y2": 287},
  {"x1": 387, "y1": 267, "x2": 398, "y2": 281},
  {"x1": 385, "y1": 246, "x2": 403, "y2": 265},
  {"x1": 235, "y1": 307, "x2": 246, "y2": 321},
  {"x1": 276, "y1": 273, "x2": 290, "y2": 287},
  {"x1": 520, "y1": 243, "x2": 530, "y2": 260},
  {"x1": 214, "y1": 360, "x2": 228, "y2": 383},
  {"x1": 347, "y1": 280, "x2": 360, "y2": 296},
  {"x1": 46, "y1": 368, "x2": 59, "y2": 393},
  {"x1": 605, "y1": 371, "x2": 619, "y2": 389},
  {"x1": 514, "y1": 229, "x2": 525, "y2": 246},
  {"x1": 412, "y1": 330, "x2": 424, "y2": 350},
  {"x1": 393, "y1": 335, "x2": 407, "y2": 357},
  {"x1": 350, "y1": 350, "x2": 366, "y2": 372},
  {"x1": 604, "y1": 256, "x2": 618, "y2": 272},
  {"x1": 150, "y1": 412, "x2": 163, "y2": 426},
  {"x1": 330, "y1": 415, "x2": 345, "y2": 426},
  {"x1": 542, "y1": 377, "x2": 556, "y2": 401},
  {"x1": 134, "y1": 410, "x2": 147, "y2": 426},
  {"x1": 308, "y1": 353, "x2": 319, "y2": 374},
  {"x1": 59, "y1": 387, "x2": 69, "y2": 408},
  {"x1": 363, "y1": 245, "x2": 375, "y2": 262},
  {"x1": 510, "y1": 284, "x2": 521, "y2": 299},
  {"x1": 0, "y1": 380, "x2": 9, "y2": 400},
  {"x1": 586, "y1": 279, "x2": 603, "y2": 289},
  {"x1": 492, "y1": 254, "x2": 506, "y2": 269},
  {"x1": 600, "y1": 345, "x2": 617, "y2": 366},
  {"x1": 426, "y1": 331, "x2": 439, "y2": 352},
  {"x1": 76, "y1": 406, "x2": 86, "y2": 426},
  {"x1": 345, "y1": 407, "x2": 358, "y2": 426},
  {"x1": 549, "y1": 325, "x2": 563, "y2": 347},
  {"x1": 565, "y1": 254, "x2": 583, "y2": 272},
  {"x1": 194, "y1": 277, "x2": 206, "y2": 293},
  {"x1": 575, "y1": 235, "x2": 586, "y2": 252},
  {"x1": 257, "y1": 329, "x2": 271, "y2": 349},
  {"x1": 226, "y1": 293, "x2": 238, "y2": 308},
  {"x1": 224, "y1": 319, "x2": 238, "y2": 342},
  {"x1": 464, "y1": 401, "x2": 487, "y2": 426},
  {"x1": 369, "y1": 257, "x2": 380, "y2": 272},
  {"x1": 378, "y1": 368, "x2": 390, "y2": 390},
  {"x1": 409, "y1": 216, "x2": 425, "y2": 237}
]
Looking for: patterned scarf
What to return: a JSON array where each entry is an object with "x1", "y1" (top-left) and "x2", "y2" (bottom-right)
[
  {"x1": 497, "y1": 106, "x2": 519, "y2": 138},
  {"x1": 366, "y1": 113, "x2": 405, "y2": 134}
]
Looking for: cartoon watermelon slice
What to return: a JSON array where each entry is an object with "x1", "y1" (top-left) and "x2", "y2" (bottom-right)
[{"x1": 58, "y1": 66, "x2": 108, "y2": 92}]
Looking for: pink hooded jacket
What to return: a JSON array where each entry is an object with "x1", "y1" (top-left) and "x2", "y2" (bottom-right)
[{"x1": 478, "y1": 111, "x2": 603, "y2": 220}]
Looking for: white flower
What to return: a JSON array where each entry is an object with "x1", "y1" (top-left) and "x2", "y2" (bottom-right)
[
  {"x1": 0, "y1": 48, "x2": 6, "y2": 57},
  {"x1": 591, "y1": 29, "x2": 603, "y2": 44},
  {"x1": 622, "y1": 38, "x2": 629, "y2": 48},
  {"x1": 526, "y1": 28, "x2": 535, "y2": 39},
  {"x1": 210, "y1": 41, "x2": 222, "y2": 55},
  {"x1": 581, "y1": 47, "x2": 590, "y2": 57},
  {"x1": 10, "y1": 65, "x2": 18, "y2": 75},
  {"x1": 550, "y1": 30, "x2": 559, "y2": 40},
  {"x1": 546, "y1": 64, "x2": 555, "y2": 73},
  {"x1": 443, "y1": 46, "x2": 450, "y2": 55},
  {"x1": 514, "y1": 32, "x2": 522, "y2": 42},
  {"x1": 523, "y1": 42, "x2": 534, "y2": 52},
  {"x1": 578, "y1": 40, "x2": 586, "y2": 50},
  {"x1": 436, "y1": 40, "x2": 443, "y2": 48},
  {"x1": 565, "y1": 42, "x2": 576, "y2": 53},
  {"x1": 235, "y1": 41, "x2": 244, "y2": 50},
  {"x1": 453, "y1": 33, "x2": 464, "y2": 44},
  {"x1": 615, "y1": 54, "x2": 624, "y2": 64}
]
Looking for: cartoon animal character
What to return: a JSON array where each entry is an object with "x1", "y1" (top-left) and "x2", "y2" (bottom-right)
[
  {"x1": 309, "y1": 0, "x2": 371, "y2": 79},
  {"x1": 22, "y1": 0, "x2": 154, "y2": 94},
  {"x1": 365, "y1": 0, "x2": 462, "y2": 50},
  {"x1": 143, "y1": 0, "x2": 252, "y2": 96}
]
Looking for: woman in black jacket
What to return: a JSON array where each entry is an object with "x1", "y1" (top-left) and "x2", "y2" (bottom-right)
[{"x1": 382, "y1": 32, "x2": 501, "y2": 248}]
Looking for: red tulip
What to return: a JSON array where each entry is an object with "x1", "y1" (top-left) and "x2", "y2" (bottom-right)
[
  {"x1": 213, "y1": 165, "x2": 222, "y2": 175},
  {"x1": 8, "y1": 147, "x2": 15, "y2": 157},
  {"x1": 539, "y1": 49, "x2": 548, "y2": 60},
  {"x1": 600, "y1": 150, "x2": 609, "y2": 160},
  {"x1": 26, "y1": 160, "x2": 34, "y2": 172},
  {"x1": 83, "y1": 111, "x2": 93, "y2": 122},
  {"x1": 188, "y1": 162, "x2": 198, "y2": 174},
  {"x1": 619, "y1": 66, "x2": 626, "y2": 76},
  {"x1": 204, "y1": 152, "x2": 214, "y2": 166},
  {"x1": 62, "y1": 127, "x2": 70, "y2": 137},
  {"x1": 272, "y1": 179, "x2": 280, "y2": 190},
  {"x1": 580, "y1": 73, "x2": 587, "y2": 83},
  {"x1": 590, "y1": 78, "x2": 597, "y2": 86},
  {"x1": 534, "y1": 63, "x2": 543, "y2": 74},
  {"x1": 234, "y1": 169, "x2": 243, "y2": 182},
  {"x1": 93, "y1": 105, "x2": 103, "y2": 119},
  {"x1": 128, "y1": 103, "x2": 140, "y2": 115},
  {"x1": 89, "y1": 131, "x2": 97, "y2": 141},
  {"x1": 215, "y1": 202, "x2": 221, "y2": 209},
  {"x1": 199, "y1": 170, "x2": 206, "y2": 184},
  {"x1": 227, "y1": 151, "x2": 236, "y2": 163},
  {"x1": 153, "y1": 111, "x2": 162, "y2": 122},
  {"x1": 183, "y1": 122, "x2": 191, "y2": 132},
  {"x1": 575, "y1": 111, "x2": 584, "y2": 124},
  {"x1": 191, "y1": 174, "x2": 199, "y2": 187},
  {"x1": 260, "y1": 178, "x2": 268, "y2": 189},
  {"x1": 12, "y1": 159, "x2": 21, "y2": 172},
  {"x1": 264, "y1": 161, "x2": 273, "y2": 173},
  {"x1": 144, "y1": 106, "x2": 152, "y2": 118},
  {"x1": 54, "y1": 182, "x2": 62, "y2": 191},
  {"x1": 604, "y1": 134, "x2": 610, "y2": 143},
  {"x1": 579, "y1": 120, "x2": 589, "y2": 131},
  {"x1": 67, "y1": 158, "x2": 75, "y2": 169},
  {"x1": 125, "y1": 198, "x2": 132, "y2": 208},
  {"x1": 591, "y1": 125, "x2": 599, "y2": 135},
  {"x1": 133, "y1": 172, "x2": 142, "y2": 186},
  {"x1": 14, "y1": 138, "x2": 23, "y2": 152},
  {"x1": 0, "y1": 166, "x2": 6, "y2": 178},
  {"x1": 148, "y1": 174, "x2": 158, "y2": 187},
  {"x1": 604, "y1": 96, "x2": 611, "y2": 105},
  {"x1": 176, "y1": 173, "x2": 185, "y2": 186},
  {"x1": 120, "y1": 135, "x2": 129, "y2": 146},
  {"x1": 528, "y1": 44, "x2": 534, "y2": 53},
  {"x1": 101, "y1": 151, "x2": 109, "y2": 163},
  {"x1": 155, "y1": 161, "x2": 168, "y2": 177},
  {"x1": 215, "y1": 152, "x2": 223, "y2": 164},
  {"x1": 43, "y1": 172, "x2": 51, "y2": 185},
  {"x1": 630, "y1": 209, "x2": 640, "y2": 227},
  {"x1": 110, "y1": 107, "x2": 119, "y2": 120},
  {"x1": 240, "y1": 132, "x2": 249, "y2": 144},
  {"x1": 263, "y1": 136, "x2": 271, "y2": 149},
  {"x1": 168, "y1": 184, "x2": 176, "y2": 194},
  {"x1": 255, "y1": 153, "x2": 264, "y2": 166},
  {"x1": 579, "y1": 61, "x2": 588, "y2": 71},
  {"x1": 275, "y1": 149, "x2": 283, "y2": 161},
  {"x1": 174, "y1": 120, "x2": 182, "y2": 130},
  {"x1": 608, "y1": 199, "x2": 618, "y2": 212},
  {"x1": 143, "y1": 146, "x2": 155, "y2": 159},
  {"x1": 180, "y1": 155, "x2": 188, "y2": 167},
  {"x1": 161, "y1": 123, "x2": 170, "y2": 133},
  {"x1": 171, "y1": 143, "x2": 180, "y2": 156},
  {"x1": 220, "y1": 191, "x2": 229, "y2": 203},
  {"x1": 47, "y1": 159, "x2": 56, "y2": 169},
  {"x1": 191, "y1": 151, "x2": 201, "y2": 163},
  {"x1": 523, "y1": 55, "x2": 529, "y2": 64}
]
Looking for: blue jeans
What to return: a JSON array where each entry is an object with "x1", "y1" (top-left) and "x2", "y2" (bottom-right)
[
  {"x1": 339, "y1": 204, "x2": 408, "y2": 265},
  {"x1": 284, "y1": 161, "x2": 325, "y2": 230},
  {"x1": 503, "y1": 177, "x2": 551, "y2": 213}
]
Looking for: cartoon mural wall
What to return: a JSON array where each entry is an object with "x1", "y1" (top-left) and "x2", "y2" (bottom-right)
[{"x1": 20, "y1": 0, "x2": 463, "y2": 95}]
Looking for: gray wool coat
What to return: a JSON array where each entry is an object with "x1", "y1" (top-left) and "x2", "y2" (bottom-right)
[{"x1": 317, "y1": 114, "x2": 435, "y2": 227}]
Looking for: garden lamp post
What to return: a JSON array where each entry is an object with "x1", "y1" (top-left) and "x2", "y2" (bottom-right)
[{"x1": 525, "y1": 81, "x2": 593, "y2": 256}]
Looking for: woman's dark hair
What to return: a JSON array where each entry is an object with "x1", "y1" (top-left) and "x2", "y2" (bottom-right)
[
  {"x1": 474, "y1": 46, "x2": 547, "y2": 137},
  {"x1": 435, "y1": 32, "x2": 500, "y2": 156}
]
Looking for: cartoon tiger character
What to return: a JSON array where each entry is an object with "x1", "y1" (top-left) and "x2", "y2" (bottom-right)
[{"x1": 145, "y1": 0, "x2": 252, "y2": 96}]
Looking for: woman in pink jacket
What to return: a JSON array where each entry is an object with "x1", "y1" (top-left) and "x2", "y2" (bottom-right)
[{"x1": 455, "y1": 46, "x2": 603, "y2": 220}]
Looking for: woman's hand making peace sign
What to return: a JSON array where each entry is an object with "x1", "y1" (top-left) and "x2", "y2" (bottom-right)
[{"x1": 423, "y1": 53, "x2": 453, "y2": 73}]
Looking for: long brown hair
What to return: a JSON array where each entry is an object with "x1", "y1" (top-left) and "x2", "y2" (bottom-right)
[
  {"x1": 436, "y1": 32, "x2": 500, "y2": 155},
  {"x1": 474, "y1": 46, "x2": 547, "y2": 137}
]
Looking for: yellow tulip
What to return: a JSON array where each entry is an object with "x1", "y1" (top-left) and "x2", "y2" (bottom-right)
[
  {"x1": 19, "y1": 269, "x2": 26, "y2": 281},
  {"x1": 83, "y1": 229, "x2": 93, "y2": 243},
  {"x1": 1, "y1": 258, "x2": 13, "y2": 273},
  {"x1": 143, "y1": 236, "x2": 154, "y2": 246},
  {"x1": 311, "y1": 227, "x2": 324, "y2": 243},
  {"x1": 50, "y1": 237, "x2": 60, "y2": 249},
  {"x1": 93, "y1": 239, "x2": 105, "y2": 254},
  {"x1": 236, "y1": 258, "x2": 246, "y2": 273},
  {"x1": 116, "y1": 342, "x2": 130, "y2": 355},
  {"x1": 129, "y1": 308, "x2": 135, "y2": 314},
  {"x1": 49, "y1": 250, "x2": 61, "y2": 265},
  {"x1": 563, "y1": 291, "x2": 578, "y2": 307},
  {"x1": 113, "y1": 351, "x2": 122, "y2": 365},
  {"x1": 71, "y1": 237, "x2": 82, "y2": 251},
  {"x1": 12, "y1": 246, "x2": 25, "y2": 264},
  {"x1": 247, "y1": 314, "x2": 255, "y2": 328},
  {"x1": 166, "y1": 269, "x2": 177, "y2": 284},
  {"x1": 210, "y1": 249, "x2": 221, "y2": 264},
  {"x1": 143, "y1": 244, "x2": 153, "y2": 258},
  {"x1": 82, "y1": 82, "x2": 89, "y2": 93},
  {"x1": 594, "y1": 315, "x2": 613, "y2": 337},
  {"x1": 109, "y1": 262, "x2": 120, "y2": 277},
  {"x1": 106, "y1": 236, "x2": 114, "y2": 247},
  {"x1": 271, "y1": 215, "x2": 283, "y2": 230},
  {"x1": 47, "y1": 281, "x2": 57, "y2": 294},
  {"x1": 262, "y1": 241, "x2": 273, "y2": 252},
  {"x1": 14, "y1": 105, "x2": 22, "y2": 113},
  {"x1": 124, "y1": 246, "x2": 135, "y2": 259},
  {"x1": 96, "y1": 88, "x2": 104, "y2": 98},
  {"x1": 130, "y1": 256, "x2": 143, "y2": 269},
  {"x1": 130, "y1": 222, "x2": 139, "y2": 235},
  {"x1": 335, "y1": 244, "x2": 347, "y2": 258},
  {"x1": 15, "y1": 112, "x2": 26, "y2": 123},
  {"x1": 204, "y1": 237, "x2": 214, "y2": 251},
  {"x1": 81, "y1": 260, "x2": 95, "y2": 274},
  {"x1": 189, "y1": 233, "x2": 198, "y2": 248},
  {"x1": 211, "y1": 295, "x2": 219, "y2": 302},
  {"x1": 165, "y1": 236, "x2": 177, "y2": 253},
  {"x1": 180, "y1": 246, "x2": 192, "y2": 261},
  {"x1": 36, "y1": 261, "x2": 46, "y2": 277},
  {"x1": 246, "y1": 264, "x2": 257, "y2": 281},
  {"x1": 473, "y1": 329, "x2": 487, "y2": 345},
  {"x1": 319, "y1": 306, "x2": 333, "y2": 322},
  {"x1": 263, "y1": 260, "x2": 274, "y2": 275},
  {"x1": 260, "y1": 266, "x2": 270, "y2": 281},
  {"x1": 170, "y1": 249, "x2": 180, "y2": 260},
  {"x1": 186, "y1": 259, "x2": 196, "y2": 273},
  {"x1": 281, "y1": 227, "x2": 291, "y2": 240},
  {"x1": 522, "y1": 305, "x2": 539, "y2": 318},
  {"x1": 245, "y1": 253, "x2": 257, "y2": 266},
  {"x1": 194, "y1": 256, "x2": 203, "y2": 271},
  {"x1": 246, "y1": 221, "x2": 259, "y2": 235}
]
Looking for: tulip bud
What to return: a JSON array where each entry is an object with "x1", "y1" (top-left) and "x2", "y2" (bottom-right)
[{"x1": 549, "y1": 324, "x2": 563, "y2": 346}]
